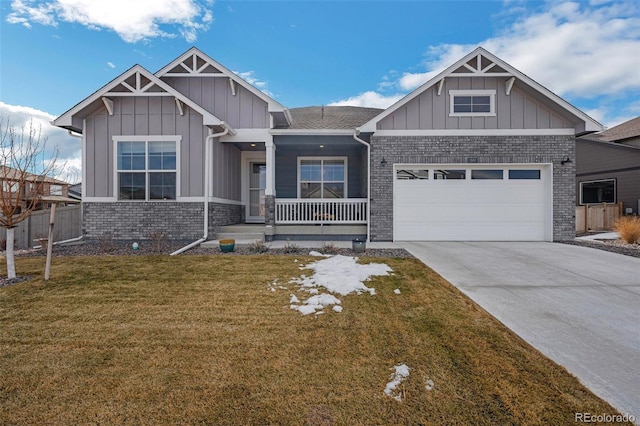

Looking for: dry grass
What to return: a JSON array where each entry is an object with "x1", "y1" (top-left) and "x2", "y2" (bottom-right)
[
  {"x1": 0, "y1": 255, "x2": 627, "y2": 425},
  {"x1": 615, "y1": 215, "x2": 640, "y2": 244}
]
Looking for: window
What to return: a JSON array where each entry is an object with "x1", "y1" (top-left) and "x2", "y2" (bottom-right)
[
  {"x1": 509, "y1": 169, "x2": 541, "y2": 180},
  {"x1": 471, "y1": 169, "x2": 503, "y2": 180},
  {"x1": 50, "y1": 184, "x2": 63, "y2": 195},
  {"x1": 299, "y1": 158, "x2": 346, "y2": 198},
  {"x1": 434, "y1": 169, "x2": 466, "y2": 180},
  {"x1": 580, "y1": 179, "x2": 615, "y2": 204},
  {"x1": 396, "y1": 169, "x2": 429, "y2": 180},
  {"x1": 450, "y1": 90, "x2": 496, "y2": 116},
  {"x1": 116, "y1": 137, "x2": 178, "y2": 200}
]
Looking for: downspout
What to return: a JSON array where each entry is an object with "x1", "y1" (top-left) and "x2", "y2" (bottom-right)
[
  {"x1": 353, "y1": 130, "x2": 371, "y2": 242},
  {"x1": 171, "y1": 125, "x2": 230, "y2": 255}
]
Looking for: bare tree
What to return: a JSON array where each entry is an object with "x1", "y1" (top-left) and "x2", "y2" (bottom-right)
[{"x1": 0, "y1": 116, "x2": 59, "y2": 279}]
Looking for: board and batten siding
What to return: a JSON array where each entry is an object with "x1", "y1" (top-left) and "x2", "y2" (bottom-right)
[
  {"x1": 162, "y1": 77, "x2": 270, "y2": 129},
  {"x1": 378, "y1": 77, "x2": 577, "y2": 131},
  {"x1": 84, "y1": 96, "x2": 241, "y2": 201}
]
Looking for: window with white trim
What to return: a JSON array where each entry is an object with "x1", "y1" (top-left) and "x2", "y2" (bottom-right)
[
  {"x1": 450, "y1": 90, "x2": 496, "y2": 116},
  {"x1": 298, "y1": 157, "x2": 347, "y2": 198},
  {"x1": 116, "y1": 137, "x2": 178, "y2": 200},
  {"x1": 580, "y1": 179, "x2": 615, "y2": 204}
]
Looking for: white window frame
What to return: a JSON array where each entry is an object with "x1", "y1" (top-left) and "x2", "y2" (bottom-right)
[
  {"x1": 297, "y1": 156, "x2": 348, "y2": 199},
  {"x1": 579, "y1": 179, "x2": 616, "y2": 205},
  {"x1": 449, "y1": 89, "x2": 496, "y2": 117},
  {"x1": 113, "y1": 135, "x2": 181, "y2": 201}
]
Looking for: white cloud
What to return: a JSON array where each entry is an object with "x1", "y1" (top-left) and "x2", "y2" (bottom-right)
[
  {"x1": 106, "y1": 62, "x2": 115, "y2": 69},
  {"x1": 0, "y1": 102, "x2": 81, "y2": 183},
  {"x1": 235, "y1": 70, "x2": 274, "y2": 97},
  {"x1": 6, "y1": 0, "x2": 215, "y2": 43},
  {"x1": 328, "y1": 91, "x2": 404, "y2": 109}
]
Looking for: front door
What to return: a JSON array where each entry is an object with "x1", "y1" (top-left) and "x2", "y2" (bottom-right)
[{"x1": 247, "y1": 162, "x2": 266, "y2": 222}]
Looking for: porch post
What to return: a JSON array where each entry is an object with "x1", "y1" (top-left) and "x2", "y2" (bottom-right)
[
  {"x1": 265, "y1": 137, "x2": 276, "y2": 196},
  {"x1": 264, "y1": 137, "x2": 276, "y2": 240}
]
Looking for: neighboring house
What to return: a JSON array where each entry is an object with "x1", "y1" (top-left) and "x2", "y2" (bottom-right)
[
  {"x1": 576, "y1": 117, "x2": 640, "y2": 214},
  {"x1": 52, "y1": 47, "x2": 601, "y2": 243},
  {"x1": 0, "y1": 166, "x2": 72, "y2": 211}
]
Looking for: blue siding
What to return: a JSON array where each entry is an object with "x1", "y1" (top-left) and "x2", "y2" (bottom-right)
[{"x1": 274, "y1": 136, "x2": 366, "y2": 198}]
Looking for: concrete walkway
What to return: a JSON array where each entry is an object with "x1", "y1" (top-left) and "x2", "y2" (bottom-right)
[{"x1": 400, "y1": 242, "x2": 640, "y2": 418}]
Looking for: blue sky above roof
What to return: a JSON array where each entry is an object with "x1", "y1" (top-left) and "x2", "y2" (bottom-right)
[{"x1": 1, "y1": 0, "x2": 639, "y2": 181}]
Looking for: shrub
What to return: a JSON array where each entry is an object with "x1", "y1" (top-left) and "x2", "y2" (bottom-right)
[
  {"x1": 147, "y1": 230, "x2": 169, "y2": 253},
  {"x1": 247, "y1": 240, "x2": 270, "y2": 254},
  {"x1": 282, "y1": 241, "x2": 303, "y2": 254},
  {"x1": 320, "y1": 242, "x2": 340, "y2": 255},
  {"x1": 614, "y1": 215, "x2": 640, "y2": 244},
  {"x1": 97, "y1": 232, "x2": 117, "y2": 253}
]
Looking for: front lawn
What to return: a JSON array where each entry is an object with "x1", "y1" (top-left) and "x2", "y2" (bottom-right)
[{"x1": 0, "y1": 254, "x2": 625, "y2": 424}]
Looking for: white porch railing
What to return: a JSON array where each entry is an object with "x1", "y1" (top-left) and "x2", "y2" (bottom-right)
[{"x1": 275, "y1": 198, "x2": 367, "y2": 224}]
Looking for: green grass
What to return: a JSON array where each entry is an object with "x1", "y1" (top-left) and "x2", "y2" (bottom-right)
[{"x1": 0, "y1": 255, "x2": 627, "y2": 425}]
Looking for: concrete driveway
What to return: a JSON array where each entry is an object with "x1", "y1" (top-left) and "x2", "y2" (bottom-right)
[{"x1": 400, "y1": 242, "x2": 640, "y2": 417}]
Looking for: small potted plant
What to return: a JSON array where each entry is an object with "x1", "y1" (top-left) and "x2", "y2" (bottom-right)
[
  {"x1": 352, "y1": 238, "x2": 366, "y2": 253},
  {"x1": 219, "y1": 239, "x2": 235, "y2": 253}
]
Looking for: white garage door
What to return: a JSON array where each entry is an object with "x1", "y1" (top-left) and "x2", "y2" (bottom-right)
[{"x1": 393, "y1": 165, "x2": 551, "y2": 241}]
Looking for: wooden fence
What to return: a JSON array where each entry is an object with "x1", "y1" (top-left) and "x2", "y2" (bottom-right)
[
  {"x1": 1, "y1": 205, "x2": 82, "y2": 249},
  {"x1": 575, "y1": 202, "x2": 622, "y2": 233}
]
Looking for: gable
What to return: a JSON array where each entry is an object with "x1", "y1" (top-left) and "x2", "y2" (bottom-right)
[
  {"x1": 156, "y1": 48, "x2": 291, "y2": 129},
  {"x1": 53, "y1": 65, "x2": 229, "y2": 133},
  {"x1": 361, "y1": 47, "x2": 603, "y2": 135},
  {"x1": 378, "y1": 76, "x2": 578, "y2": 131}
]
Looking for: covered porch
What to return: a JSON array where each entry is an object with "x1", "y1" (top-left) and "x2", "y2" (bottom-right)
[{"x1": 227, "y1": 131, "x2": 369, "y2": 240}]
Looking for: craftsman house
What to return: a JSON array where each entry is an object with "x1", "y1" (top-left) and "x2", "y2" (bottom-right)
[{"x1": 52, "y1": 47, "x2": 601, "y2": 245}]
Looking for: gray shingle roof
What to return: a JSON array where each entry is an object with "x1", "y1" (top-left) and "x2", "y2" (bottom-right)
[
  {"x1": 581, "y1": 116, "x2": 640, "y2": 142},
  {"x1": 287, "y1": 106, "x2": 383, "y2": 130}
]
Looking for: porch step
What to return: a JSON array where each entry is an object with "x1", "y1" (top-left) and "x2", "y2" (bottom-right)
[
  {"x1": 215, "y1": 232, "x2": 265, "y2": 241},
  {"x1": 204, "y1": 224, "x2": 265, "y2": 247}
]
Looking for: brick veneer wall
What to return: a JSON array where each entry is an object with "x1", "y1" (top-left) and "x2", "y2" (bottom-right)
[
  {"x1": 84, "y1": 201, "x2": 243, "y2": 240},
  {"x1": 369, "y1": 134, "x2": 575, "y2": 241}
]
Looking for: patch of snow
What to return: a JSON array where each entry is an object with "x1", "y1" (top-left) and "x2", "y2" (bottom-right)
[
  {"x1": 577, "y1": 232, "x2": 619, "y2": 241},
  {"x1": 394, "y1": 288, "x2": 401, "y2": 295},
  {"x1": 425, "y1": 378, "x2": 434, "y2": 391},
  {"x1": 384, "y1": 363, "x2": 410, "y2": 401},
  {"x1": 291, "y1": 304, "x2": 318, "y2": 316},
  {"x1": 286, "y1": 254, "x2": 392, "y2": 315},
  {"x1": 309, "y1": 251, "x2": 331, "y2": 257},
  {"x1": 290, "y1": 255, "x2": 391, "y2": 296},
  {"x1": 270, "y1": 287, "x2": 276, "y2": 292}
]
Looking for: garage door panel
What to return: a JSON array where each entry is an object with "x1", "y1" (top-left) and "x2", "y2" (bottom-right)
[
  {"x1": 393, "y1": 165, "x2": 550, "y2": 241},
  {"x1": 395, "y1": 224, "x2": 545, "y2": 241}
]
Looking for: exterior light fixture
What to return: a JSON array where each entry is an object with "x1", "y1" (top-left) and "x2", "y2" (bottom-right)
[
  {"x1": 560, "y1": 157, "x2": 572, "y2": 165},
  {"x1": 319, "y1": 144, "x2": 324, "y2": 148},
  {"x1": 381, "y1": 157, "x2": 388, "y2": 166}
]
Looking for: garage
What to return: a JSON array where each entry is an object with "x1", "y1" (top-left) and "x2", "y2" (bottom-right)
[{"x1": 393, "y1": 164, "x2": 552, "y2": 241}]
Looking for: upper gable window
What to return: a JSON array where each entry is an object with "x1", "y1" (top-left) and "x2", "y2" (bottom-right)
[{"x1": 449, "y1": 90, "x2": 496, "y2": 116}]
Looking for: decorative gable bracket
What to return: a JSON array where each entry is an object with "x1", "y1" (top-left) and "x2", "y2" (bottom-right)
[
  {"x1": 105, "y1": 70, "x2": 171, "y2": 97},
  {"x1": 449, "y1": 53, "x2": 513, "y2": 78}
]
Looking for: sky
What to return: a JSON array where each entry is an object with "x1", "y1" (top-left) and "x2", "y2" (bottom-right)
[{"x1": 1, "y1": 0, "x2": 639, "y2": 182}]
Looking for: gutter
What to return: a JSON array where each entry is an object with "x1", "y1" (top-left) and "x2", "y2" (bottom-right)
[
  {"x1": 171, "y1": 125, "x2": 230, "y2": 255},
  {"x1": 353, "y1": 130, "x2": 371, "y2": 242}
]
